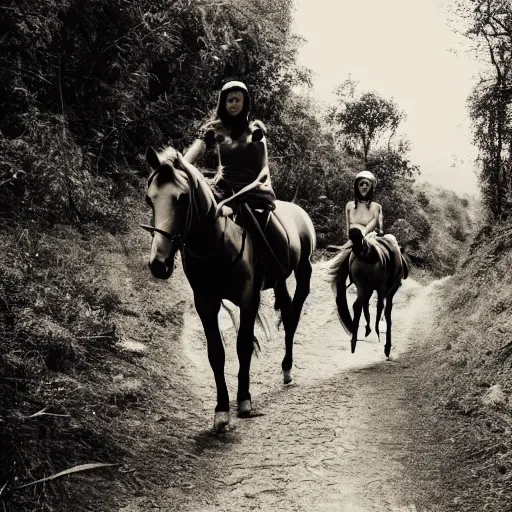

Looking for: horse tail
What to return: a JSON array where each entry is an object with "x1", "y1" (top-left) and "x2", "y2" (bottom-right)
[
  {"x1": 401, "y1": 252, "x2": 410, "y2": 280},
  {"x1": 319, "y1": 243, "x2": 352, "y2": 280},
  {"x1": 273, "y1": 289, "x2": 284, "y2": 329},
  {"x1": 332, "y1": 277, "x2": 353, "y2": 336},
  {"x1": 220, "y1": 300, "x2": 268, "y2": 353},
  {"x1": 255, "y1": 309, "x2": 271, "y2": 353},
  {"x1": 220, "y1": 300, "x2": 239, "y2": 335}
]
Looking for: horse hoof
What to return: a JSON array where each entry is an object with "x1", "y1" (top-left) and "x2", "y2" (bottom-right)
[
  {"x1": 237, "y1": 399, "x2": 252, "y2": 418},
  {"x1": 213, "y1": 411, "x2": 229, "y2": 432},
  {"x1": 283, "y1": 369, "x2": 293, "y2": 384},
  {"x1": 365, "y1": 326, "x2": 371, "y2": 337},
  {"x1": 384, "y1": 345, "x2": 391, "y2": 358},
  {"x1": 351, "y1": 339, "x2": 357, "y2": 353}
]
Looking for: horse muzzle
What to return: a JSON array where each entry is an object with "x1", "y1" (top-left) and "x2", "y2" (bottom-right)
[
  {"x1": 141, "y1": 225, "x2": 181, "y2": 280},
  {"x1": 148, "y1": 255, "x2": 175, "y2": 280}
]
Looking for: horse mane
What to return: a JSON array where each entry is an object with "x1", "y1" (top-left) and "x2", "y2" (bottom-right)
[{"x1": 175, "y1": 154, "x2": 217, "y2": 206}]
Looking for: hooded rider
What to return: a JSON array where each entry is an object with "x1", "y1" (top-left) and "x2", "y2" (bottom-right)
[{"x1": 182, "y1": 80, "x2": 289, "y2": 271}]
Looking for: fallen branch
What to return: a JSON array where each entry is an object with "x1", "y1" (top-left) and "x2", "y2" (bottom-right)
[{"x1": 17, "y1": 463, "x2": 118, "y2": 490}]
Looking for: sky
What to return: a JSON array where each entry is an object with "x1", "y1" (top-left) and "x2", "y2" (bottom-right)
[{"x1": 291, "y1": 0, "x2": 482, "y2": 195}]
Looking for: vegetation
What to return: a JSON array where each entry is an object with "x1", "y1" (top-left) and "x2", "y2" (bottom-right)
[
  {"x1": 410, "y1": 223, "x2": 512, "y2": 511},
  {"x1": 404, "y1": 3, "x2": 512, "y2": 509},
  {"x1": 0, "y1": 1, "x2": 310, "y2": 510}
]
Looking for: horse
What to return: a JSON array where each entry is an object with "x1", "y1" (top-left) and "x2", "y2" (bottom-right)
[
  {"x1": 334, "y1": 227, "x2": 408, "y2": 357},
  {"x1": 141, "y1": 146, "x2": 316, "y2": 432}
]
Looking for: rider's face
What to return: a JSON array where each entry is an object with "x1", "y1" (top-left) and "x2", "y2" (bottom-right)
[
  {"x1": 226, "y1": 91, "x2": 244, "y2": 117},
  {"x1": 358, "y1": 179, "x2": 371, "y2": 197}
]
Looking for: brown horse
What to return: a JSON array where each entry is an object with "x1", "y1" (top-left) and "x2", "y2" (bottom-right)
[
  {"x1": 334, "y1": 228, "x2": 408, "y2": 357},
  {"x1": 141, "y1": 146, "x2": 316, "y2": 432}
]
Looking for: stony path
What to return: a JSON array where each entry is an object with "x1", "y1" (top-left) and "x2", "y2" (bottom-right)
[{"x1": 161, "y1": 266, "x2": 448, "y2": 512}]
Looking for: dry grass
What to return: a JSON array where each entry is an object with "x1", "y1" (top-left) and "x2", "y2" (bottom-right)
[
  {"x1": 406, "y1": 222, "x2": 512, "y2": 511},
  {"x1": 402, "y1": 183, "x2": 479, "y2": 277},
  {"x1": 0, "y1": 209, "x2": 203, "y2": 511}
]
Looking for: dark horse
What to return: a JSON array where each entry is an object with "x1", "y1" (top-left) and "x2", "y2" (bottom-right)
[
  {"x1": 335, "y1": 228, "x2": 408, "y2": 357},
  {"x1": 142, "y1": 147, "x2": 316, "y2": 431}
]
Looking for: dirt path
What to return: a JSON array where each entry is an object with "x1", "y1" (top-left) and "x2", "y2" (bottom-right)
[{"x1": 135, "y1": 262, "x2": 451, "y2": 512}]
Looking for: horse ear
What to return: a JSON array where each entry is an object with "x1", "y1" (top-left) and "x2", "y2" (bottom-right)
[
  {"x1": 146, "y1": 146, "x2": 161, "y2": 170},
  {"x1": 176, "y1": 153, "x2": 200, "y2": 187}
]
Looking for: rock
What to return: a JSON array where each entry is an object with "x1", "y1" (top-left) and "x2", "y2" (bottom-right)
[{"x1": 482, "y1": 384, "x2": 508, "y2": 408}]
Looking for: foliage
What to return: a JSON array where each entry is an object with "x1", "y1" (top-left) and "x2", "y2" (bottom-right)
[
  {"x1": 0, "y1": 0, "x2": 307, "y2": 224},
  {"x1": 328, "y1": 77, "x2": 405, "y2": 162},
  {"x1": 413, "y1": 221, "x2": 512, "y2": 511}
]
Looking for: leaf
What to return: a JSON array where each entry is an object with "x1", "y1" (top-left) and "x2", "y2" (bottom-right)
[
  {"x1": 25, "y1": 407, "x2": 71, "y2": 419},
  {"x1": 17, "y1": 463, "x2": 118, "y2": 489}
]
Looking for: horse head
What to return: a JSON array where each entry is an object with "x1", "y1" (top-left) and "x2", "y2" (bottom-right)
[
  {"x1": 348, "y1": 228, "x2": 369, "y2": 257},
  {"x1": 348, "y1": 227, "x2": 386, "y2": 268},
  {"x1": 142, "y1": 146, "x2": 214, "y2": 279}
]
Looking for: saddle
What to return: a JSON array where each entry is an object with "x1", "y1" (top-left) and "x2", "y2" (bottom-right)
[
  {"x1": 238, "y1": 205, "x2": 291, "y2": 275},
  {"x1": 208, "y1": 182, "x2": 290, "y2": 274}
]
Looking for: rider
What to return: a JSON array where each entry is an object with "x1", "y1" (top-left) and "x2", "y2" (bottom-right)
[
  {"x1": 346, "y1": 170, "x2": 383, "y2": 239},
  {"x1": 182, "y1": 80, "x2": 289, "y2": 271},
  {"x1": 328, "y1": 170, "x2": 400, "y2": 278}
]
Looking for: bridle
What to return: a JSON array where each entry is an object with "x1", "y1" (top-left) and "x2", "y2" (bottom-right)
[{"x1": 140, "y1": 162, "x2": 221, "y2": 260}]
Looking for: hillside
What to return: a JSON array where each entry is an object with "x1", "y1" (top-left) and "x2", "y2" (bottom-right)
[
  {"x1": 389, "y1": 182, "x2": 478, "y2": 279},
  {"x1": 404, "y1": 222, "x2": 512, "y2": 511}
]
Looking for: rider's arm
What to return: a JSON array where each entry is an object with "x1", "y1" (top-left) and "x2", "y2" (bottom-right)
[
  {"x1": 255, "y1": 164, "x2": 271, "y2": 186},
  {"x1": 345, "y1": 202, "x2": 351, "y2": 237},
  {"x1": 183, "y1": 139, "x2": 206, "y2": 164},
  {"x1": 251, "y1": 124, "x2": 272, "y2": 187},
  {"x1": 377, "y1": 204, "x2": 384, "y2": 235},
  {"x1": 183, "y1": 120, "x2": 219, "y2": 164},
  {"x1": 361, "y1": 207, "x2": 379, "y2": 236}
]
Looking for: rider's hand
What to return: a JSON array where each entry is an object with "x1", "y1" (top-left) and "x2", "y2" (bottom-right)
[
  {"x1": 219, "y1": 205, "x2": 234, "y2": 217},
  {"x1": 204, "y1": 128, "x2": 216, "y2": 148},
  {"x1": 252, "y1": 128, "x2": 264, "y2": 142}
]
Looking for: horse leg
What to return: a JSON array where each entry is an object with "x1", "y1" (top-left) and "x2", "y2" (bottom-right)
[
  {"x1": 384, "y1": 294, "x2": 395, "y2": 358},
  {"x1": 351, "y1": 295, "x2": 363, "y2": 354},
  {"x1": 363, "y1": 301, "x2": 372, "y2": 337},
  {"x1": 375, "y1": 295, "x2": 384, "y2": 342},
  {"x1": 274, "y1": 279, "x2": 293, "y2": 384},
  {"x1": 194, "y1": 294, "x2": 229, "y2": 432},
  {"x1": 236, "y1": 292, "x2": 260, "y2": 417},
  {"x1": 276, "y1": 259, "x2": 312, "y2": 384}
]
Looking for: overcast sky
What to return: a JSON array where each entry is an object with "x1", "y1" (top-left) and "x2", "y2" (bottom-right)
[{"x1": 291, "y1": 0, "x2": 482, "y2": 195}]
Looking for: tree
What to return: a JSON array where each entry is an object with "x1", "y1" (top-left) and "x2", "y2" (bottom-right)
[
  {"x1": 328, "y1": 78, "x2": 405, "y2": 162},
  {"x1": 452, "y1": 0, "x2": 512, "y2": 218}
]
